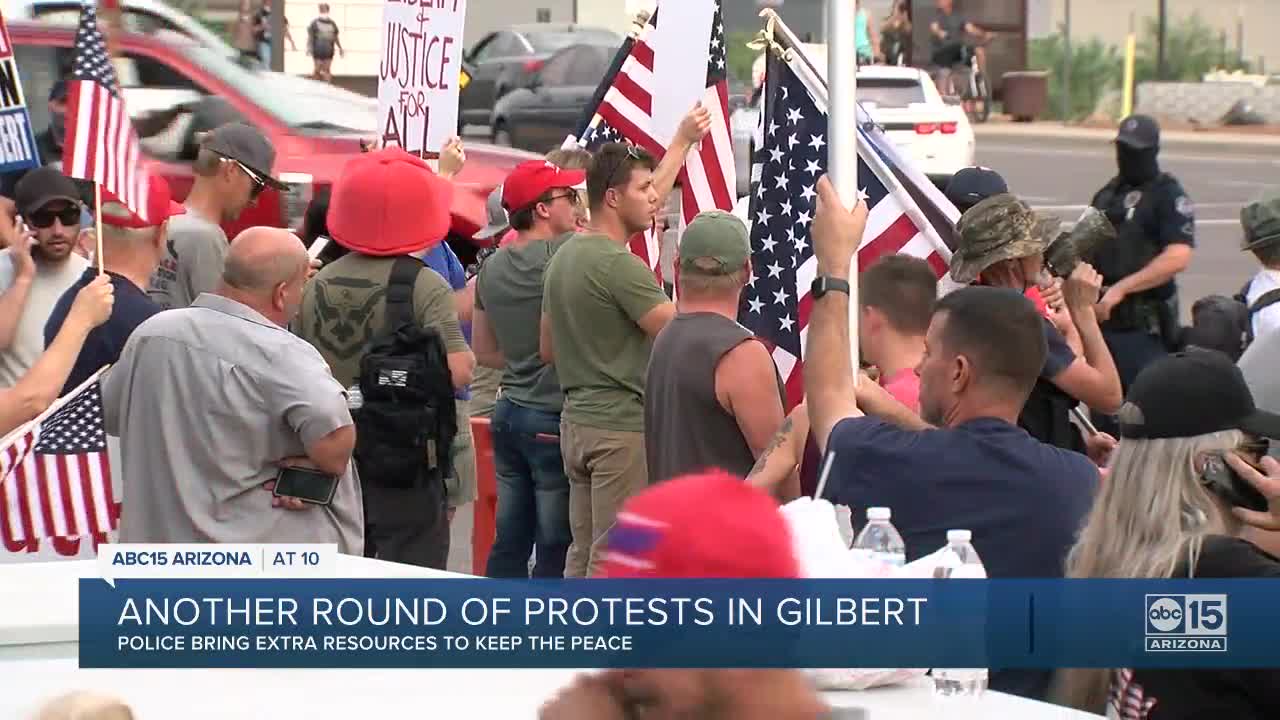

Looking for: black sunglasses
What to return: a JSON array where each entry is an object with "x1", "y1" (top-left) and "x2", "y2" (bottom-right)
[
  {"x1": 602, "y1": 145, "x2": 643, "y2": 192},
  {"x1": 224, "y1": 157, "x2": 267, "y2": 198},
  {"x1": 29, "y1": 205, "x2": 82, "y2": 229},
  {"x1": 544, "y1": 189, "x2": 582, "y2": 206}
]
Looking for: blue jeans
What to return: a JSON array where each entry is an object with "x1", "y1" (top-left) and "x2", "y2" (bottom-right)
[{"x1": 485, "y1": 398, "x2": 571, "y2": 578}]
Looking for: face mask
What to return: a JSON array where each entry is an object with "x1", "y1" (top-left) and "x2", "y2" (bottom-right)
[{"x1": 1116, "y1": 144, "x2": 1159, "y2": 186}]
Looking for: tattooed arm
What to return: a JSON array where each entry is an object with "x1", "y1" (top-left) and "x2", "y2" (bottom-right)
[{"x1": 746, "y1": 403, "x2": 811, "y2": 502}]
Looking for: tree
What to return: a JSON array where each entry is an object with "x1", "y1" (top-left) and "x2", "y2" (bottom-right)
[
  {"x1": 1134, "y1": 12, "x2": 1248, "y2": 83},
  {"x1": 1028, "y1": 33, "x2": 1122, "y2": 121}
]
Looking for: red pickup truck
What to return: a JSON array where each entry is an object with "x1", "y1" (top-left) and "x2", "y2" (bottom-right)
[{"x1": 8, "y1": 21, "x2": 537, "y2": 251}]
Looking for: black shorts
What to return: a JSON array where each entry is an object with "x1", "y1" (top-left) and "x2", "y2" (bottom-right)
[
  {"x1": 930, "y1": 43, "x2": 969, "y2": 68},
  {"x1": 313, "y1": 50, "x2": 334, "y2": 61}
]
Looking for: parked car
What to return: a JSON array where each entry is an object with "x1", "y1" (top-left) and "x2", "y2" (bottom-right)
[
  {"x1": 458, "y1": 23, "x2": 620, "y2": 133},
  {"x1": 731, "y1": 49, "x2": 974, "y2": 195},
  {"x1": 7, "y1": 21, "x2": 537, "y2": 245},
  {"x1": 490, "y1": 42, "x2": 615, "y2": 153}
]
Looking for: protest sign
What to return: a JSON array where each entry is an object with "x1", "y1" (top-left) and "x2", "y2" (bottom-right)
[
  {"x1": 378, "y1": 0, "x2": 467, "y2": 159},
  {"x1": 0, "y1": 11, "x2": 41, "y2": 173}
]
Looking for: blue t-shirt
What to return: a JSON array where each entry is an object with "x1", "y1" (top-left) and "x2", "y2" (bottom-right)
[
  {"x1": 418, "y1": 243, "x2": 471, "y2": 400},
  {"x1": 822, "y1": 415, "x2": 1098, "y2": 701},
  {"x1": 43, "y1": 268, "x2": 160, "y2": 396},
  {"x1": 1040, "y1": 318, "x2": 1075, "y2": 379}
]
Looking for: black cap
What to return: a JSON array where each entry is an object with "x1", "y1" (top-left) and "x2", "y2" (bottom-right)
[
  {"x1": 944, "y1": 166, "x2": 1008, "y2": 212},
  {"x1": 14, "y1": 166, "x2": 81, "y2": 216},
  {"x1": 1116, "y1": 114, "x2": 1160, "y2": 149},
  {"x1": 200, "y1": 122, "x2": 287, "y2": 190},
  {"x1": 1119, "y1": 348, "x2": 1280, "y2": 440},
  {"x1": 49, "y1": 80, "x2": 68, "y2": 102}
]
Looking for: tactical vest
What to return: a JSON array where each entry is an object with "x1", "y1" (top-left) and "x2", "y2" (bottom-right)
[{"x1": 1091, "y1": 174, "x2": 1174, "y2": 334}]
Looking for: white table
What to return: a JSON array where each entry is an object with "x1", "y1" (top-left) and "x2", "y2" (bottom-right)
[{"x1": 0, "y1": 558, "x2": 1101, "y2": 719}]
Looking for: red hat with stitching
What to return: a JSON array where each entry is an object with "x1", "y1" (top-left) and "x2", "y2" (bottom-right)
[
  {"x1": 501, "y1": 160, "x2": 586, "y2": 213},
  {"x1": 599, "y1": 470, "x2": 800, "y2": 579},
  {"x1": 327, "y1": 147, "x2": 454, "y2": 257},
  {"x1": 101, "y1": 176, "x2": 185, "y2": 228}
]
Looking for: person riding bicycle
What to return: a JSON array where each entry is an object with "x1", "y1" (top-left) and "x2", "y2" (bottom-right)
[{"x1": 928, "y1": 0, "x2": 991, "y2": 95}]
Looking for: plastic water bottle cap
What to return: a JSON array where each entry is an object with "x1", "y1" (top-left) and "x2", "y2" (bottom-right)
[
  {"x1": 946, "y1": 529, "x2": 972, "y2": 543},
  {"x1": 866, "y1": 507, "x2": 891, "y2": 521}
]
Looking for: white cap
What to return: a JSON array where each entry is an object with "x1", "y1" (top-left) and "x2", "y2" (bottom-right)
[
  {"x1": 947, "y1": 529, "x2": 972, "y2": 543},
  {"x1": 866, "y1": 507, "x2": 891, "y2": 521}
]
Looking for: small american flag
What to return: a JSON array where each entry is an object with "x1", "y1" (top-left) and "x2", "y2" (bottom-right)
[
  {"x1": 63, "y1": 2, "x2": 150, "y2": 220},
  {"x1": 741, "y1": 51, "x2": 952, "y2": 409},
  {"x1": 574, "y1": 3, "x2": 737, "y2": 276},
  {"x1": 1, "y1": 369, "x2": 118, "y2": 554}
]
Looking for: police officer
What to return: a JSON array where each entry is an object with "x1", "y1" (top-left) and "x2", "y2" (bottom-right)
[{"x1": 1088, "y1": 115, "x2": 1194, "y2": 431}]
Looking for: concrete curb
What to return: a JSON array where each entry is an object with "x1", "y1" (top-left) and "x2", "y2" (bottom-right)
[{"x1": 974, "y1": 123, "x2": 1280, "y2": 148}]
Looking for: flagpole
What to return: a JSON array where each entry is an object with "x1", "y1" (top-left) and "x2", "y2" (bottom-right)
[
  {"x1": 94, "y1": 183, "x2": 104, "y2": 275},
  {"x1": 826, "y1": 0, "x2": 859, "y2": 378}
]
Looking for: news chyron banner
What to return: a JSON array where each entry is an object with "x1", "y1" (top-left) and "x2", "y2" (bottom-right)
[
  {"x1": 78, "y1": 545, "x2": 1280, "y2": 669},
  {"x1": 0, "y1": 11, "x2": 40, "y2": 173}
]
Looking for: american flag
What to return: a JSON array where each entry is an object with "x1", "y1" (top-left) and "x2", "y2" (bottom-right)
[
  {"x1": 63, "y1": 3, "x2": 150, "y2": 220},
  {"x1": 1, "y1": 370, "x2": 118, "y2": 554},
  {"x1": 741, "y1": 51, "x2": 952, "y2": 409},
  {"x1": 574, "y1": 3, "x2": 737, "y2": 273}
]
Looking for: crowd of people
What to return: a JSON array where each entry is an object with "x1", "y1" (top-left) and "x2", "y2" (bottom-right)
[{"x1": 2, "y1": 87, "x2": 1280, "y2": 718}]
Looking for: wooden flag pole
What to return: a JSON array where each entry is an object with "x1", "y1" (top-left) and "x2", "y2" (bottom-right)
[{"x1": 94, "y1": 183, "x2": 104, "y2": 275}]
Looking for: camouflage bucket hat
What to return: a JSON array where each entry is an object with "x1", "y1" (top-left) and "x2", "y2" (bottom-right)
[
  {"x1": 1241, "y1": 192, "x2": 1280, "y2": 252},
  {"x1": 950, "y1": 193, "x2": 1062, "y2": 284}
]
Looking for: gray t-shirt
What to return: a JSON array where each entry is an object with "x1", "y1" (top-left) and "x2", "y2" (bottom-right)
[
  {"x1": 1240, "y1": 332, "x2": 1280, "y2": 459},
  {"x1": 0, "y1": 249, "x2": 89, "y2": 388},
  {"x1": 475, "y1": 234, "x2": 568, "y2": 413},
  {"x1": 148, "y1": 211, "x2": 228, "y2": 311},
  {"x1": 102, "y1": 293, "x2": 363, "y2": 551}
]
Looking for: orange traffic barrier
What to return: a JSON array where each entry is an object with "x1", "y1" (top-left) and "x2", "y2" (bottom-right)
[{"x1": 470, "y1": 417, "x2": 498, "y2": 576}]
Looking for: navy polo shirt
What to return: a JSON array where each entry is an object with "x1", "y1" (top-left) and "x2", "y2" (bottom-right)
[
  {"x1": 44, "y1": 268, "x2": 160, "y2": 396},
  {"x1": 821, "y1": 415, "x2": 1098, "y2": 700}
]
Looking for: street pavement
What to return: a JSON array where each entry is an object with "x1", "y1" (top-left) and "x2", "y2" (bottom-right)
[{"x1": 975, "y1": 132, "x2": 1280, "y2": 320}]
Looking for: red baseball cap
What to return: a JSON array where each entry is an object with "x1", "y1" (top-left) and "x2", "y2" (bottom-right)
[
  {"x1": 101, "y1": 176, "x2": 185, "y2": 228},
  {"x1": 599, "y1": 470, "x2": 801, "y2": 579},
  {"x1": 327, "y1": 147, "x2": 453, "y2": 257},
  {"x1": 501, "y1": 160, "x2": 586, "y2": 213}
]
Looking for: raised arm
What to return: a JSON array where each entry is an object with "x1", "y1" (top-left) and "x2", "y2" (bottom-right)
[{"x1": 651, "y1": 103, "x2": 712, "y2": 206}]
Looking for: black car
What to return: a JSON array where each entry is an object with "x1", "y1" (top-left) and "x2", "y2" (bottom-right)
[
  {"x1": 490, "y1": 42, "x2": 616, "y2": 153},
  {"x1": 458, "y1": 23, "x2": 620, "y2": 132}
]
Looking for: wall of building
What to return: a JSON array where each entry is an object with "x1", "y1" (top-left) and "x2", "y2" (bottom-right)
[{"x1": 1038, "y1": 0, "x2": 1279, "y2": 74}]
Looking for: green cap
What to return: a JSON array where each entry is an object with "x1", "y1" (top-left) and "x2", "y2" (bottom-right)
[
  {"x1": 679, "y1": 210, "x2": 750, "y2": 274},
  {"x1": 1241, "y1": 192, "x2": 1280, "y2": 252},
  {"x1": 950, "y1": 193, "x2": 1062, "y2": 284}
]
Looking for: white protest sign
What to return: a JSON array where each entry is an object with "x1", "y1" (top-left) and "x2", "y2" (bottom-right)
[
  {"x1": 378, "y1": 0, "x2": 467, "y2": 158},
  {"x1": 649, "y1": 0, "x2": 714, "y2": 144}
]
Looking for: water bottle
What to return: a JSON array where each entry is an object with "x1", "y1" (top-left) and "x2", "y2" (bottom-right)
[
  {"x1": 932, "y1": 529, "x2": 989, "y2": 700},
  {"x1": 346, "y1": 384, "x2": 363, "y2": 411},
  {"x1": 851, "y1": 507, "x2": 906, "y2": 568}
]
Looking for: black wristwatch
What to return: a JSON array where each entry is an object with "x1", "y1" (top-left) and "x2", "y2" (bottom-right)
[{"x1": 811, "y1": 276, "x2": 851, "y2": 299}]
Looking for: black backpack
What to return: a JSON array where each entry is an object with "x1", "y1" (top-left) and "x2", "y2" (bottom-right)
[
  {"x1": 1180, "y1": 281, "x2": 1280, "y2": 361},
  {"x1": 351, "y1": 257, "x2": 458, "y2": 489}
]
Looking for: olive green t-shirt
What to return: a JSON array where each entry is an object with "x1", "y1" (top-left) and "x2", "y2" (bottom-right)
[
  {"x1": 296, "y1": 253, "x2": 467, "y2": 389},
  {"x1": 475, "y1": 234, "x2": 569, "y2": 414},
  {"x1": 542, "y1": 233, "x2": 669, "y2": 431}
]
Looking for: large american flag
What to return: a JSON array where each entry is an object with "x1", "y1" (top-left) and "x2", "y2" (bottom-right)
[
  {"x1": 574, "y1": 2, "x2": 737, "y2": 273},
  {"x1": 63, "y1": 3, "x2": 150, "y2": 221},
  {"x1": 741, "y1": 51, "x2": 952, "y2": 409},
  {"x1": 1, "y1": 369, "x2": 118, "y2": 554}
]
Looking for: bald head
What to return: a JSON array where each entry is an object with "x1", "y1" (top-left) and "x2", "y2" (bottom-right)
[{"x1": 223, "y1": 226, "x2": 308, "y2": 293}]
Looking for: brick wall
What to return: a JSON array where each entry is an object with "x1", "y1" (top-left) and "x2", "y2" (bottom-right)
[{"x1": 1135, "y1": 81, "x2": 1280, "y2": 124}]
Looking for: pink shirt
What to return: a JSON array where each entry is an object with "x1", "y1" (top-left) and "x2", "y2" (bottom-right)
[{"x1": 880, "y1": 367, "x2": 921, "y2": 412}]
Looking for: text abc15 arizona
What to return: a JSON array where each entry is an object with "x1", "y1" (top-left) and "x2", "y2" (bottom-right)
[{"x1": 1145, "y1": 594, "x2": 1228, "y2": 652}]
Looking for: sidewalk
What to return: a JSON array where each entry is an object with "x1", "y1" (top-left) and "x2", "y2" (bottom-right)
[{"x1": 974, "y1": 120, "x2": 1280, "y2": 148}]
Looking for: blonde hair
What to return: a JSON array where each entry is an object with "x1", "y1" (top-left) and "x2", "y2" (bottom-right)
[
  {"x1": 1054, "y1": 429, "x2": 1243, "y2": 712},
  {"x1": 34, "y1": 692, "x2": 134, "y2": 720}
]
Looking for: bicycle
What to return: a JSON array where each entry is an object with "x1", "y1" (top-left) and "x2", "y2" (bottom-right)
[{"x1": 931, "y1": 36, "x2": 992, "y2": 124}]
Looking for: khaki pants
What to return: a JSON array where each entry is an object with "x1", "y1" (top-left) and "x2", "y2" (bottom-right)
[
  {"x1": 446, "y1": 400, "x2": 476, "y2": 508},
  {"x1": 560, "y1": 418, "x2": 648, "y2": 578}
]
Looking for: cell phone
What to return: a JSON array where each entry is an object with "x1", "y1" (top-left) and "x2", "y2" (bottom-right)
[
  {"x1": 307, "y1": 235, "x2": 331, "y2": 261},
  {"x1": 273, "y1": 465, "x2": 339, "y2": 506}
]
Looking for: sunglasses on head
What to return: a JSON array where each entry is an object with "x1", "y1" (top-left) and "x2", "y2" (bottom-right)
[
  {"x1": 602, "y1": 145, "x2": 643, "y2": 192},
  {"x1": 29, "y1": 205, "x2": 82, "y2": 229}
]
